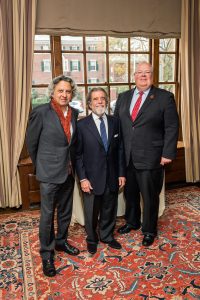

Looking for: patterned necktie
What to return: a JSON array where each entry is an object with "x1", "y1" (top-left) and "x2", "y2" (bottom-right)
[
  {"x1": 99, "y1": 117, "x2": 108, "y2": 152},
  {"x1": 131, "y1": 91, "x2": 144, "y2": 121}
]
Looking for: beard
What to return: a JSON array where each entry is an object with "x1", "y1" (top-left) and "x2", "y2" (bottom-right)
[{"x1": 93, "y1": 106, "x2": 106, "y2": 116}]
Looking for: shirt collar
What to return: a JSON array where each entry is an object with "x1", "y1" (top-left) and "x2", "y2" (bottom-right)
[
  {"x1": 92, "y1": 112, "x2": 106, "y2": 121},
  {"x1": 135, "y1": 87, "x2": 151, "y2": 96}
]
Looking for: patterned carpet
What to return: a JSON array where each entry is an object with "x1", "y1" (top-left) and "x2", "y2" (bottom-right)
[{"x1": 0, "y1": 186, "x2": 200, "y2": 300}]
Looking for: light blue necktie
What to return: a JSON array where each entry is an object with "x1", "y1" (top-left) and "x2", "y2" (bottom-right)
[{"x1": 99, "y1": 117, "x2": 108, "y2": 152}]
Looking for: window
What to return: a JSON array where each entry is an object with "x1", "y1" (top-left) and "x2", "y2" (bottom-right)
[
  {"x1": 63, "y1": 58, "x2": 68, "y2": 72},
  {"x1": 70, "y1": 45, "x2": 80, "y2": 51},
  {"x1": 32, "y1": 35, "x2": 52, "y2": 108},
  {"x1": 41, "y1": 59, "x2": 51, "y2": 72},
  {"x1": 158, "y1": 39, "x2": 178, "y2": 94},
  {"x1": 88, "y1": 45, "x2": 96, "y2": 51},
  {"x1": 32, "y1": 35, "x2": 179, "y2": 116},
  {"x1": 61, "y1": 36, "x2": 83, "y2": 51},
  {"x1": 40, "y1": 45, "x2": 50, "y2": 50},
  {"x1": 70, "y1": 60, "x2": 81, "y2": 71},
  {"x1": 88, "y1": 78, "x2": 99, "y2": 83},
  {"x1": 88, "y1": 60, "x2": 98, "y2": 71}
]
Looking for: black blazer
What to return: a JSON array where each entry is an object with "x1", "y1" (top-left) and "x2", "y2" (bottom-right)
[
  {"x1": 75, "y1": 114, "x2": 125, "y2": 195},
  {"x1": 114, "y1": 85, "x2": 179, "y2": 169},
  {"x1": 26, "y1": 103, "x2": 79, "y2": 184}
]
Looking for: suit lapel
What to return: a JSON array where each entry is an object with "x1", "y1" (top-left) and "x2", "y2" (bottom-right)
[
  {"x1": 49, "y1": 103, "x2": 69, "y2": 144},
  {"x1": 86, "y1": 114, "x2": 104, "y2": 147},
  {"x1": 126, "y1": 89, "x2": 135, "y2": 123},
  {"x1": 50, "y1": 105, "x2": 65, "y2": 135},
  {"x1": 86, "y1": 114, "x2": 115, "y2": 151},
  {"x1": 107, "y1": 114, "x2": 114, "y2": 148},
  {"x1": 70, "y1": 108, "x2": 77, "y2": 143}
]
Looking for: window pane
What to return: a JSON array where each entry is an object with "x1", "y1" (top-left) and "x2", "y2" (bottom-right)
[
  {"x1": 159, "y1": 54, "x2": 175, "y2": 82},
  {"x1": 130, "y1": 37, "x2": 149, "y2": 51},
  {"x1": 159, "y1": 84, "x2": 175, "y2": 94},
  {"x1": 87, "y1": 54, "x2": 106, "y2": 83},
  {"x1": 62, "y1": 53, "x2": 84, "y2": 84},
  {"x1": 31, "y1": 88, "x2": 49, "y2": 108},
  {"x1": 130, "y1": 54, "x2": 149, "y2": 81},
  {"x1": 32, "y1": 53, "x2": 52, "y2": 84},
  {"x1": 109, "y1": 37, "x2": 128, "y2": 51},
  {"x1": 109, "y1": 54, "x2": 128, "y2": 83},
  {"x1": 110, "y1": 85, "x2": 129, "y2": 114},
  {"x1": 110, "y1": 85, "x2": 129, "y2": 101},
  {"x1": 159, "y1": 39, "x2": 176, "y2": 52},
  {"x1": 61, "y1": 36, "x2": 83, "y2": 51},
  {"x1": 86, "y1": 36, "x2": 106, "y2": 51},
  {"x1": 34, "y1": 35, "x2": 50, "y2": 51},
  {"x1": 70, "y1": 86, "x2": 86, "y2": 116}
]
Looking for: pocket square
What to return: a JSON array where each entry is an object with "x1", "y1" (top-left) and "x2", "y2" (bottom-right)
[{"x1": 114, "y1": 134, "x2": 119, "y2": 138}]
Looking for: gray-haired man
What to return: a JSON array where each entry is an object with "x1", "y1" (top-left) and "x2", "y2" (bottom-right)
[{"x1": 27, "y1": 75, "x2": 80, "y2": 277}]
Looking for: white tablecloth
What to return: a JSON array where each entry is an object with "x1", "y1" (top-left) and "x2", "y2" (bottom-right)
[{"x1": 72, "y1": 177, "x2": 165, "y2": 225}]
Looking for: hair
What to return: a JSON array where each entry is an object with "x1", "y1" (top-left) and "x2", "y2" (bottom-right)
[
  {"x1": 48, "y1": 75, "x2": 78, "y2": 98},
  {"x1": 134, "y1": 61, "x2": 154, "y2": 74},
  {"x1": 86, "y1": 87, "x2": 109, "y2": 107}
]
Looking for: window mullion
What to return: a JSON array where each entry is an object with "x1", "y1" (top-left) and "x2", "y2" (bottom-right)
[
  {"x1": 106, "y1": 36, "x2": 110, "y2": 113},
  {"x1": 83, "y1": 36, "x2": 88, "y2": 114},
  {"x1": 128, "y1": 37, "x2": 131, "y2": 89},
  {"x1": 152, "y1": 39, "x2": 159, "y2": 86},
  {"x1": 51, "y1": 36, "x2": 63, "y2": 78}
]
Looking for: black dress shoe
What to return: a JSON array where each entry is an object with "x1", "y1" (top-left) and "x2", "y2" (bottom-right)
[
  {"x1": 101, "y1": 239, "x2": 122, "y2": 250},
  {"x1": 55, "y1": 242, "x2": 80, "y2": 256},
  {"x1": 117, "y1": 223, "x2": 141, "y2": 234},
  {"x1": 42, "y1": 259, "x2": 56, "y2": 277},
  {"x1": 87, "y1": 243, "x2": 97, "y2": 255},
  {"x1": 142, "y1": 234, "x2": 155, "y2": 247}
]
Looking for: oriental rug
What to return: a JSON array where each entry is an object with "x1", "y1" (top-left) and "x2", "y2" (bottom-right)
[{"x1": 0, "y1": 186, "x2": 200, "y2": 299}]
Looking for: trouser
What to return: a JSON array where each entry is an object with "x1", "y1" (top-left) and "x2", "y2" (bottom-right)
[
  {"x1": 39, "y1": 175, "x2": 74, "y2": 259},
  {"x1": 83, "y1": 186, "x2": 118, "y2": 244},
  {"x1": 124, "y1": 161, "x2": 164, "y2": 236}
]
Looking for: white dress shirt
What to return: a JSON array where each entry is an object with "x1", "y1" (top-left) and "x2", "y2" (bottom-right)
[
  {"x1": 92, "y1": 112, "x2": 108, "y2": 138},
  {"x1": 129, "y1": 87, "x2": 151, "y2": 114}
]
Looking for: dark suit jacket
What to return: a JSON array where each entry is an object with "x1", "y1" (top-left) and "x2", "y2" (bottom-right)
[
  {"x1": 26, "y1": 103, "x2": 79, "y2": 184},
  {"x1": 75, "y1": 114, "x2": 125, "y2": 195},
  {"x1": 114, "y1": 85, "x2": 179, "y2": 169}
]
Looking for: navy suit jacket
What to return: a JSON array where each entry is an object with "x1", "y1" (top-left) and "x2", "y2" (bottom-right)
[
  {"x1": 26, "y1": 103, "x2": 78, "y2": 184},
  {"x1": 114, "y1": 85, "x2": 179, "y2": 169},
  {"x1": 75, "y1": 114, "x2": 125, "y2": 195}
]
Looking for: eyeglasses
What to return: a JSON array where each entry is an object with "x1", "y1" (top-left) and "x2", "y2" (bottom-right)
[{"x1": 135, "y1": 71, "x2": 152, "y2": 76}]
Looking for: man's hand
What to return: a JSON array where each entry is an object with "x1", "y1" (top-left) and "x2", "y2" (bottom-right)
[
  {"x1": 118, "y1": 177, "x2": 126, "y2": 188},
  {"x1": 80, "y1": 179, "x2": 93, "y2": 193},
  {"x1": 160, "y1": 157, "x2": 172, "y2": 166}
]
